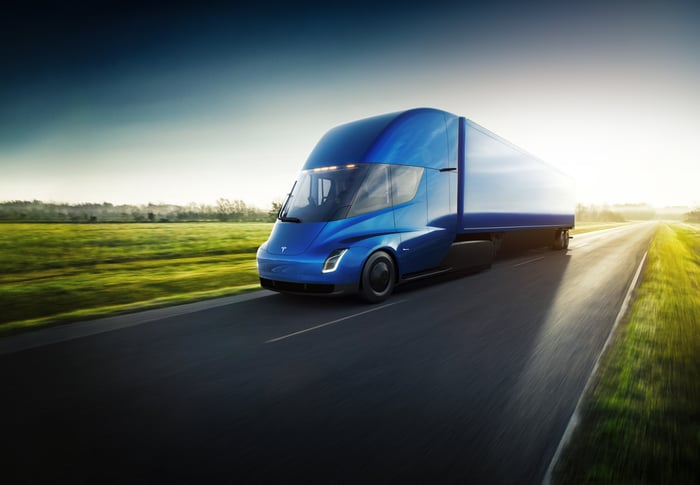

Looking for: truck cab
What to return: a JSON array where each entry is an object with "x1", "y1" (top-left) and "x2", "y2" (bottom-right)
[{"x1": 256, "y1": 108, "x2": 459, "y2": 302}]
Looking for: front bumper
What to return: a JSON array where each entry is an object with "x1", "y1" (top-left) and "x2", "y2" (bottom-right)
[
  {"x1": 259, "y1": 277, "x2": 357, "y2": 296},
  {"x1": 256, "y1": 245, "x2": 364, "y2": 296}
]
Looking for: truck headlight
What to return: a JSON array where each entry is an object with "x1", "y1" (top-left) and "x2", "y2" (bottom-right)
[{"x1": 322, "y1": 249, "x2": 348, "y2": 273}]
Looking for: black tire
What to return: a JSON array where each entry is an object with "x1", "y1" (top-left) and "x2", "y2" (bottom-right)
[
  {"x1": 359, "y1": 251, "x2": 396, "y2": 303},
  {"x1": 491, "y1": 232, "x2": 504, "y2": 257},
  {"x1": 552, "y1": 229, "x2": 570, "y2": 250}
]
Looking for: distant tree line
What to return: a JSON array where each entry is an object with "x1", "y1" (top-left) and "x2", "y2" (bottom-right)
[
  {"x1": 3, "y1": 199, "x2": 696, "y2": 223},
  {"x1": 0, "y1": 199, "x2": 280, "y2": 223},
  {"x1": 576, "y1": 204, "x2": 626, "y2": 222},
  {"x1": 686, "y1": 209, "x2": 700, "y2": 223},
  {"x1": 576, "y1": 203, "x2": 697, "y2": 222}
]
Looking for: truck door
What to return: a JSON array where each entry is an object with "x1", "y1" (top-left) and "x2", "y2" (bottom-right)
[{"x1": 393, "y1": 166, "x2": 456, "y2": 275}]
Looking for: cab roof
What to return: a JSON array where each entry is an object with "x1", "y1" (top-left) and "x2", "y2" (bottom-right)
[{"x1": 303, "y1": 108, "x2": 459, "y2": 171}]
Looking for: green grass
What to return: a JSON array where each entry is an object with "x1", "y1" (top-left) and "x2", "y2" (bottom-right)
[
  {"x1": 0, "y1": 222, "x2": 272, "y2": 336},
  {"x1": 0, "y1": 220, "x2": 663, "y2": 338},
  {"x1": 553, "y1": 223, "x2": 700, "y2": 484}
]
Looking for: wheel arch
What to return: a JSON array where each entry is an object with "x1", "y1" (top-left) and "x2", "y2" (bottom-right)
[{"x1": 360, "y1": 246, "x2": 400, "y2": 287}]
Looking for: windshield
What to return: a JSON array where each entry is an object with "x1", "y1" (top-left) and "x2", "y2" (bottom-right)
[{"x1": 279, "y1": 163, "x2": 424, "y2": 223}]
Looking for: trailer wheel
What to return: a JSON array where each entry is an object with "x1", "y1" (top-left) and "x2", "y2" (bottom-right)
[
  {"x1": 491, "y1": 232, "x2": 504, "y2": 257},
  {"x1": 359, "y1": 251, "x2": 395, "y2": 303},
  {"x1": 552, "y1": 229, "x2": 570, "y2": 250}
]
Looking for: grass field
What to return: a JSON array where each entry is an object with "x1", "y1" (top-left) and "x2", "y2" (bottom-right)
[
  {"x1": 0, "y1": 223, "x2": 271, "y2": 335},
  {"x1": 0, "y1": 220, "x2": 660, "y2": 338},
  {"x1": 553, "y1": 223, "x2": 700, "y2": 484}
]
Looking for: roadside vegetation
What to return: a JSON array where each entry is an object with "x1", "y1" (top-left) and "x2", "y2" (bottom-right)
[
  {"x1": 553, "y1": 223, "x2": 700, "y2": 484},
  {"x1": 2, "y1": 203, "x2": 697, "y2": 339},
  {"x1": 574, "y1": 202, "x2": 697, "y2": 225},
  {"x1": 0, "y1": 199, "x2": 280, "y2": 222},
  {"x1": 686, "y1": 209, "x2": 700, "y2": 222},
  {"x1": 0, "y1": 223, "x2": 271, "y2": 336}
]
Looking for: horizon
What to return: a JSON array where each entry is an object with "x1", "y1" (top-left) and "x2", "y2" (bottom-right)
[
  {"x1": 2, "y1": 2, "x2": 699, "y2": 209},
  {"x1": 0, "y1": 198, "x2": 695, "y2": 212}
]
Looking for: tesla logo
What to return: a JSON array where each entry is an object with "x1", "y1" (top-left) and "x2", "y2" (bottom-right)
[{"x1": 281, "y1": 246, "x2": 287, "y2": 253}]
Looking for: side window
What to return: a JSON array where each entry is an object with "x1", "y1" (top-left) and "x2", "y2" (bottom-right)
[
  {"x1": 391, "y1": 165, "x2": 423, "y2": 205},
  {"x1": 347, "y1": 165, "x2": 391, "y2": 217},
  {"x1": 315, "y1": 177, "x2": 332, "y2": 206}
]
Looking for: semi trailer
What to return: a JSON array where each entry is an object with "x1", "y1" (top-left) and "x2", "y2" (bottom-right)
[{"x1": 256, "y1": 107, "x2": 575, "y2": 302}]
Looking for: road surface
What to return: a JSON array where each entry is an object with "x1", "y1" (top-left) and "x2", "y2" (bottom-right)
[{"x1": 1, "y1": 222, "x2": 656, "y2": 484}]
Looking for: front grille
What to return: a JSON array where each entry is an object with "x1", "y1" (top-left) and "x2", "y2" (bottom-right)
[{"x1": 260, "y1": 278, "x2": 334, "y2": 294}]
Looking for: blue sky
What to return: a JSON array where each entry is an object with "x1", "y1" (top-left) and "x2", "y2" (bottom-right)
[{"x1": 2, "y1": 1, "x2": 699, "y2": 208}]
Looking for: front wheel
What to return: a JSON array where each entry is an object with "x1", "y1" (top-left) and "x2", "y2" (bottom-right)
[{"x1": 359, "y1": 251, "x2": 396, "y2": 303}]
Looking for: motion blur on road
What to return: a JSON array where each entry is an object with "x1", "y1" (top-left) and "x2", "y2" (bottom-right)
[{"x1": 1, "y1": 223, "x2": 656, "y2": 484}]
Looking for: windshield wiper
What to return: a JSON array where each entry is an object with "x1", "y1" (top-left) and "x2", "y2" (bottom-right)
[
  {"x1": 277, "y1": 182, "x2": 296, "y2": 219},
  {"x1": 279, "y1": 216, "x2": 301, "y2": 223}
]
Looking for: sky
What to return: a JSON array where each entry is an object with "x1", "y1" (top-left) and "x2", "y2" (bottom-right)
[{"x1": 2, "y1": 0, "x2": 699, "y2": 209}]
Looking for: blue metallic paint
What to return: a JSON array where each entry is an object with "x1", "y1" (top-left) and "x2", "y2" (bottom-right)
[
  {"x1": 257, "y1": 207, "x2": 402, "y2": 288},
  {"x1": 257, "y1": 107, "x2": 575, "y2": 296},
  {"x1": 461, "y1": 212, "x2": 576, "y2": 232},
  {"x1": 304, "y1": 108, "x2": 457, "y2": 170},
  {"x1": 461, "y1": 119, "x2": 575, "y2": 227},
  {"x1": 264, "y1": 221, "x2": 326, "y2": 256}
]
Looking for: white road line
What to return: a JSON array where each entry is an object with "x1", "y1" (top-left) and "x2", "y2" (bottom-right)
[
  {"x1": 512, "y1": 256, "x2": 545, "y2": 268},
  {"x1": 541, "y1": 250, "x2": 648, "y2": 485},
  {"x1": 265, "y1": 300, "x2": 407, "y2": 343}
]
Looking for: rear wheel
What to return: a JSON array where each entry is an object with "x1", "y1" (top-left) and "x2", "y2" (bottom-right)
[
  {"x1": 552, "y1": 229, "x2": 570, "y2": 250},
  {"x1": 359, "y1": 251, "x2": 396, "y2": 303},
  {"x1": 491, "y1": 232, "x2": 504, "y2": 257}
]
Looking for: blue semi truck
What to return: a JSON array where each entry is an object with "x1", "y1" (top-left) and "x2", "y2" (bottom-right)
[{"x1": 256, "y1": 108, "x2": 575, "y2": 302}]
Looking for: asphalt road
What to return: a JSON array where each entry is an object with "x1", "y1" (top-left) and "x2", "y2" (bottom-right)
[{"x1": 1, "y1": 222, "x2": 657, "y2": 484}]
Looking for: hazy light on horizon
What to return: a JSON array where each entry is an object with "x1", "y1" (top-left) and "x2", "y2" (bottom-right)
[{"x1": 1, "y1": 2, "x2": 699, "y2": 209}]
